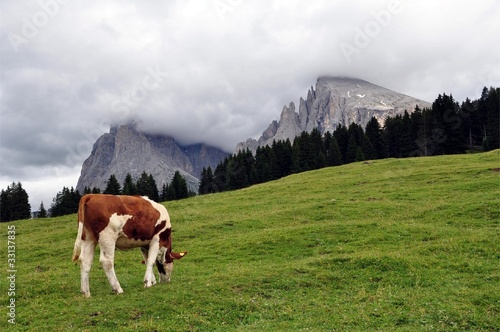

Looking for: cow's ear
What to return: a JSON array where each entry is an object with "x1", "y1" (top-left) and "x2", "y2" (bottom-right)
[{"x1": 170, "y1": 252, "x2": 187, "y2": 260}]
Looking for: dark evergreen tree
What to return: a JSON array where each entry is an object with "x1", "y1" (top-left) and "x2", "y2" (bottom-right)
[
  {"x1": 272, "y1": 140, "x2": 293, "y2": 179},
  {"x1": 431, "y1": 93, "x2": 465, "y2": 154},
  {"x1": 413, "y1": 107, "x2": 435, "y2": 156},
  {"x1": 485, "y1": 87, "x2": 500, "y2": 149},
  {"x1": 38, "y1": 201, "x2": 47, "y2": 218},
  {"x1": 310, "y1": 128, "x2": 327, "y2": 169},
  {"x1": 346, "y1": 133, "x2": 359, "y2": 163},
  {"x1": 104, "y1": 174, "x2": 121, "y2": 195},
  {"x1": 355, "y1": 146, "x2": 366, "y2": 162},
  {"x1": 460, "y1": 98, "x2": 481, "y2": 150},
  {"x1": 199, "y1": 167, "x2": 217, "y2": 195},
  {"x1": 255, "y1": 145, "x2": 275, "y2": 183},
  {"x1": 50, "y1": 186, "x2": 81, "y2": 217},
  {"x1": 400, "y1": 111, "x2": 415, "y2": 157},
  {"x1": 147, "y1": 174, "x2": 160, "y2": 202},
  {"x1": 122, "y1": 173, "x2": 138, "y2": 195},
  {"x1": 383, "y1": 115, "x2": 403, "y2": 158},
  {"x1": 0, "y1": 189, "x2": 9, "y2": 222},
  {"x1": 160, "y1": 183, "x2": 169, "y2": 201},
  {"x1": 0, "y1": 182, "x2": 31, "y2": 221},
  {"x1": 84, "y1": 186, "x2": 101, "y2": 194},
  {"x1": 213, "y1": 160, "x2": 228, "y2": 192},
  {"x1": 365, "y1": 117, "x2": 386, "y2": 159},
  {"x1": 326, "y1": 134, "x2": 343, "y2": 166},
  {"x1": 333, "y1": 124, "x2": 349, "y2": 163},
  {"x1": 225, "y1": 150, "x2": 256, "y2": 190},
  {"x1": 136, "y1": 172, "x2": 159, "y2": 201},
  {"x1": 292, "y1": 131, "x2": 315, "y2": 172},
  {"x1": 169, "y1": 171, "x2": 189, "y2": 200}
]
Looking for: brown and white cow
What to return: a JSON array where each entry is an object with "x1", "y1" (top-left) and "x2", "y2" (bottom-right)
[{"x1": 72, "y1": 194, "x2": 186, "y2": 297}]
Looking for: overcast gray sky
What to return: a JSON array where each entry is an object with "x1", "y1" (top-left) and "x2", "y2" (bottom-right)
[{"x1": 1, "y1": 0, "x2": 499, "y2": 209}]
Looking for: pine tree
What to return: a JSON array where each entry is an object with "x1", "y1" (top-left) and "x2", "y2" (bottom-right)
[
  {"x1": 0, "y1": 189, "x2": 10, "y2": 221},
  {"x1": 104, "y1": 175, "x2": 121, "y2": 195},
  {"x1": 38, "y1": 201, "x2": 47, "y2": 218},
  {"x1": 147, "y1": 174, "x2": 160, "y2": 202},
  {"x1": 333, "y1": 125, "x2": 349, "y2": 163},
  {"x1": 255, "y1": 145, "x2": 275, "y2": 183},
  {"x1": 213, "y1": 160, "x2": 228, "y2": 192},
  {"x1": 122, "y1": 173, "x2": 138, "y2": 195},
  {"x1": 272, "y1": 139, "x2": 293, "y2": 179},
  {"x1": 400, "y1": 111, "x2": 414, "y2": 157},
  {"x1": 431, "y1": 93, "x2": 465, "y2": 154},
  {"x1": 0, "y1": 182, "x2": 31, "y2": 221},
  {"x1": 136, "y1": 172, "x2": 159, "y2": 201},
  {"x1": 170, "y1": 171, "x2": 189, "y2": 200},
  {"x1": 383, "y1": 115, "x2": 403, "y2": 158},
  {"x1": 310, "y1": 128, "x2": 327, "y2": 169},
  {"x1": 346, "y1": 133, "x2": 359, "y2": 163},
  {"x1": 160, "y1": 183, "x2": 169, "y2": 201},
  {"x1": 50, "y1": 186, "x2": 81, "y2": 217},
  {"x1": 365, "y1": 117, "x2": 385, "y2": 159},
  {"x1": 326, "y1": 135, "x2": 343, "y2": 166},
  {"x1": 485, "y1": 87, "x2": 500, "y2": 149}
]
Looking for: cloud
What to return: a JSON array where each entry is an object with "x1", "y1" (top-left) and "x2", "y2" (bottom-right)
[{"x1": 1, "y1": 0, "x2": 499, "y2": 207}]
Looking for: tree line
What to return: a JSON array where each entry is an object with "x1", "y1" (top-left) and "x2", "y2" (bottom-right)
[
  {"x1": 0, "y1": 171, "x2": 194, "y2": 221},
  {"x1": 49, "y1": 171, "x2": 195, "y2": 217},
  {"x1": 2, "y1": 87, "x2": 498, "y2": 220},
  {"x1": 199, "y1": 87, "x2": 499, "y2": 194}
]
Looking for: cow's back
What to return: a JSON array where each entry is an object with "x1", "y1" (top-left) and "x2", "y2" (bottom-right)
[{"x1": 79, "y1": 194, "x2": 165, "y2": 242}]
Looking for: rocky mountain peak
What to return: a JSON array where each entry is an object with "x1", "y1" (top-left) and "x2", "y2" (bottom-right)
[
  {"x1": 236, "y1": 77, "x2": 431, "y2": 153},
  {"x1": 76, "y1": 123, "x2": 228, "y2": 194}
]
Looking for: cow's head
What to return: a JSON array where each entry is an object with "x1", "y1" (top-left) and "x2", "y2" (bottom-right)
[{"x1": 155, "y1": 247, "x2": 187, "y2": 283}]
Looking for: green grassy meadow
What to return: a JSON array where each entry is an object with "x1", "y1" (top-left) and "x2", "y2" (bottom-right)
[{"x1": 1, "y1": 151, "x2": 499, "y2": 331}]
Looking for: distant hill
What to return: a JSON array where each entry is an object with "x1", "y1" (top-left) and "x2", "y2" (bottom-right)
[
  {"x1": 236, "y1": 77, "x2": 431, "y2": 152},
  {"x1": 76, "y1": 123, "x2": 228, "y2": 193}
]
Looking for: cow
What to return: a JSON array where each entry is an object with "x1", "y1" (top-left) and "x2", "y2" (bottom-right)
[{"x1": 72, "y1": 194, "x2": 187, "y2": 297}]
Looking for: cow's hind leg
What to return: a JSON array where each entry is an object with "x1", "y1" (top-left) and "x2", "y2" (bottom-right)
[
  {"x1": 99, "y1": 237, "x2": 123, "y2": 294},
  {"x1": 79, "y1": 239, "x2": 96, "y2": 298}
]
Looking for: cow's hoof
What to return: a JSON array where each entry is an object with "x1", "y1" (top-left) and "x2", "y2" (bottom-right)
[
  {"x1": 82, "y1": 292, "x2": 91, "y2": 298},
  {"x1": 114, "y1": 287, "x2": 124, "y2": 294}
]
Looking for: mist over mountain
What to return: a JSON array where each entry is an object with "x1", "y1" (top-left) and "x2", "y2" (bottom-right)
[
  {"x1": 76, "y1": 123, "x2": 228, "y2": 194},
  {"x1": 76, "y1": 76, "x2": 432, "y2": 195},
  {"x1": 236, "y1": 77, "x2": 431, "y2": 152}
]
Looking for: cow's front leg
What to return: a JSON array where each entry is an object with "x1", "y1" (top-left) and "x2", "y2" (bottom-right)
[
  {"x1": 140, "y1": 247, "x2": 156, "y2": 285},
  {"x1": 143, "y1": 239, "x2": 160, "y2": 288}
]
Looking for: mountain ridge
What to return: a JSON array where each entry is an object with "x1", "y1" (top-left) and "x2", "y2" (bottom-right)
[
  {"x1": 236, "y1": 76, "x2": 431, "y2": 153},
  {"x1": 76, "y1": 123, "x2": 228, "y2": 194}
]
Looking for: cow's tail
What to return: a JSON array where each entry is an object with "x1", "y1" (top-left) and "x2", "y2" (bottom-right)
[{"x1": 72, "y1": 195, "x2": 90, "y2": 262}]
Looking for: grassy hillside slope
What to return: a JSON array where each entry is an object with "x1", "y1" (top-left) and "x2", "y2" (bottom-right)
[{"x1": 1, "y1": 151, "x2": 499, "y2": 331}]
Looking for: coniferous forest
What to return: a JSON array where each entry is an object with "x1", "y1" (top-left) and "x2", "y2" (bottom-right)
[
  {"x1": 1, "y1": 87, "x2": 498, "y2": 220},
  {"x1": 199, "y1": 87, "x2": 499, "y2": 195}
]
